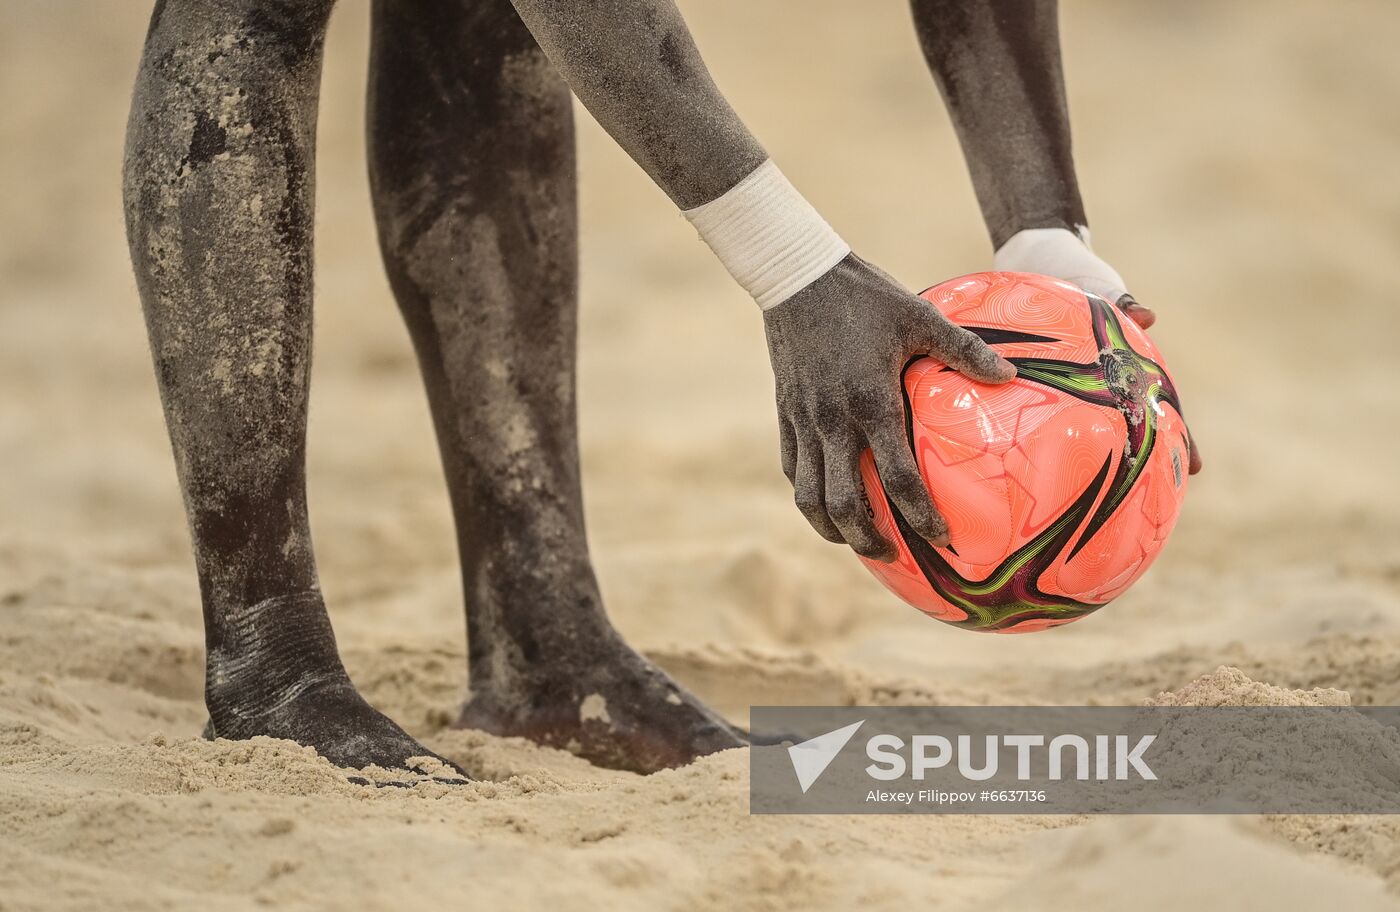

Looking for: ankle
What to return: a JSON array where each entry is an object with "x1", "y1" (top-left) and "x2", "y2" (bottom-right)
[
  {"x1": 467, "y1": 615, "x2": 624, "y2": 698},
  {"x1": 204, "y1": 590, "x2": 350, "y2": 727}
]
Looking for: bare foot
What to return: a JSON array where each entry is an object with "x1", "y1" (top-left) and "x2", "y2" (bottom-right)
[
  {"x1": 206, "y1": 676, "x2": 467, "y2": 780},
  {"x1": 203, "y1": 591, "x2": 466, "y2": 780},
  {"x1": 458, "y1": 628, "x2": 745, "y2": 774}
]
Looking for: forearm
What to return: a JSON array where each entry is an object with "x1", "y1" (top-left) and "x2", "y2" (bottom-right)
[
  {"x1": 510, "y1": 0, "x2": 854, "y2": 312},
  {"x1": 509, "y1": 0, "x2": 1026, "y2": 555},
  {"x1": 910, "y1": 0, "x2": 1086, "y2": 248},
  {"x1": 508, "y1": 0, "x2": 767, "y2": 209}
]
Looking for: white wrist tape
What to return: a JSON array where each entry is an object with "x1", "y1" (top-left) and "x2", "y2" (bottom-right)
[
  {"x1": 683, "y1": 160, "x2": 851, "y2": 310},
  {"x1": 994, "y1": 227, "x2": 1127, "y2": 303}
]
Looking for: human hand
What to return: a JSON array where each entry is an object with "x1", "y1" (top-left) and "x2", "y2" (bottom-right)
[
  {"x1": 763, "y1": 254, "x2": 1017, "y2": 562},
  {"x1": 994, "y1": 226, "x2": 1158, "y2": 328},
  {"x1": 994, "y1": 227, "x2": 1202, "y2": 474}
]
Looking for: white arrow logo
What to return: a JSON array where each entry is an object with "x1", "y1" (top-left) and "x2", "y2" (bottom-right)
[{"x1": 787, "y1": 720, "x2": 866, "y2": 793}]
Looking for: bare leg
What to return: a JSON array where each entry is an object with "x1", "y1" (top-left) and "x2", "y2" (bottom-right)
[
  {"x1": 367, "y1": 0, "x2": 742, "y2": 774},
  {"x1": 909, "y1": 0, "x2": 1200, "y2": 473},
  {"x1": 123, "y1": 0, "x2": 459, "y2": 776},
  {"x1": 909, "y1": 0, "x2": 1085, "y2": 248}
]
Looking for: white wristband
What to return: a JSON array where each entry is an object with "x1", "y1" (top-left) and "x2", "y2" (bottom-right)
[
  {"x1": 993, "y1": 226, "x2": 1127, "y2": 304},
  {"x1": 683, "y1": 160, "x2": 851, "y2": 310}
]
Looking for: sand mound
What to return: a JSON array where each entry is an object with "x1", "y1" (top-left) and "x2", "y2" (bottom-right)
[
  {"x1": 1129, "y1": 669, "x2": 1397, "y2": 811},
  {"x1": 1145, "y1": 665, "x2": 1352, "y2": 707},
  {"x1": 991, "y1": 817, "x2": 1400, "y2": 912}
]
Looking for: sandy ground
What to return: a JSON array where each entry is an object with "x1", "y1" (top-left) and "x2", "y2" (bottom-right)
[{"x1": 3, "y1": 1, "x2": 1400, "y2": 909}]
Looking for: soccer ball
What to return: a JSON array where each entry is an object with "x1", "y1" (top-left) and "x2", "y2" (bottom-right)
[{"x1": 858, "y1": 272, "x2": 1192, "y2": 633}]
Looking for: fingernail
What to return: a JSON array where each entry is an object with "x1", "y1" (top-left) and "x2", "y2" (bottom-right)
[
  {"x1": 1114, "y1": 295, "x2": 1148, "y2": 318},
  {"x1": 1118, "y1": 294, "x2": 1156, "y2": 324}
]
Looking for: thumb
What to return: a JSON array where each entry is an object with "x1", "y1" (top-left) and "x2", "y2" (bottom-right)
[{"x1": 925, "y1": 319, "x2": 1016, "y2": 385}]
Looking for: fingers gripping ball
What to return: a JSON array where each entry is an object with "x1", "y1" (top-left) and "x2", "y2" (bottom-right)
[{"x1": 858, "y1": 272, "x2": 1193, "y2": 634}]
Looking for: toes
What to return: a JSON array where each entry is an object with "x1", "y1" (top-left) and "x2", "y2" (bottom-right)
[
  {"x1": 347, "y1": 775, "x2": 412, "y2": 789},
  {"x1": 404, "y1": 753, "x2": 471, "y2": 781},
  {"x1": 344, "y1": 758, "x2": 472, "y2": 789},
  {"x1": 345, "y1": 776, "x2": 467, "y2": 790}
]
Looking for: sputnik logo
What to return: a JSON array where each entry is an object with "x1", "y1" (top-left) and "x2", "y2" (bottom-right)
[{"x1": 787, "y1": 720, "x2": 865, "y2": 793}]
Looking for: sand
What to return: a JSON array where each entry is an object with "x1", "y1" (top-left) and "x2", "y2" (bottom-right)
[{"x1": 3, "y1": 0, "x2": 1400, "y2": 909}]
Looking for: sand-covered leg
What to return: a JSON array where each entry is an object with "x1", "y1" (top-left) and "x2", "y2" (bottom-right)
[
  {"x1": 123, "y1": 0, "x2": 460, "y2": 778},
  {"x1": 366, "y1": 0, "x2": 743, "y2": 774}
]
